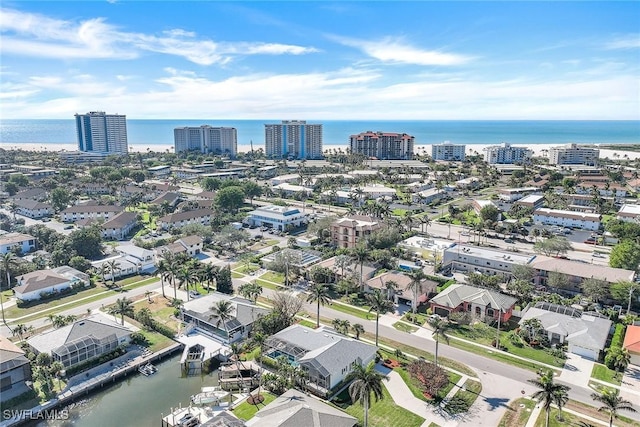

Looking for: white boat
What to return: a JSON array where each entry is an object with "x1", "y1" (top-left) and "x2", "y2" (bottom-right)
[
  {"x1": 190, "y1": 386, "x2": 229, "y2": 406},
  {"x1": 138, "y1": 363, "x2": 157, "y2": 376}
]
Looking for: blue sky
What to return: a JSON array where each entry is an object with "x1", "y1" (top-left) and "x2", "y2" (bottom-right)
[{"x1": 1, "y1": 1, "x2": 638, "y2": 120}]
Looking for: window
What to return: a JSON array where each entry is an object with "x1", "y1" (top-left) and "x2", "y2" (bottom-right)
[{"x1": 475, "y1": 307, "x2": 481, "y2": 316}]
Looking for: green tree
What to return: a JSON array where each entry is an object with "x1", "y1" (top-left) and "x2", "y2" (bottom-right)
[
  {"x1": 68, "y1": 226, "x2": 103, "y2": 259},
  {"x1": 201, "y1": 177, "x2": 223, "y2": 191},
  {"x1": 528, "y1": 369, "x2": 571, "y2": 427},
  {"x1": 130, "y1": 170, "x2": 146, "y2": 183},
  {"x1": 214, "y1": 186, "x2": 245, "y2": 213},
  {"x1": 348, "y1": 361, "x2": 388, "y2": 427},
  {"x1": 480, "y1": 204, "x2": 500, "y2": 222},
  {"x1": 4, "y1": 182, "x2": 18, "y2": 196},
  {"x1": 581, "y1": 278, "x2": 609, "y2": 303},
  {"x1": 609, "y1": 241, "x2": 640, "y2": 271},
  {"x1": 238, "y1": 282, "x2": 262, "y2": 303},
  {"x1": 534, "y1": 237, "x2": 573, "y2": 257},
  {"x1": 427, "y1": 316, "x2": 451, "y2": 367},
  {"x1": 135, "y1": 307, "x2": 154, "y2": 330},
  {"x1": 68, "y1": 255, "x2": 92, "y2": 273},
  {"x1": 9, "y1": 173, "x2": 29, "y2": 187},
  {"x1": 351, "y1": 323, "x2": 365, "y2": 340},
  {"x1": 591, "y1": 388, "x2": 636, "y2": 427},
  {"x1": 350, "y1": 245, "x2": 371, "y2": 292},
  {"x1": 506, "y1": 280, "x2": 535, "y2": 305},
  {"x1": 242, "y1": 181, "x2": 263, "y2": 206},
  {"x1": 50, "y1": 187, "x2": 72, "y2": 212},
  {"x1": 306, "y1": 283, "x2": 331, "y2": 328},
  {"x1": 109, "y1": 297, "x2": 134, "y2": 325},
  {"x1": 610, "y1": 281, "x2": 639, "y2": 314},
  {"x1": 405, "y1": 269, "x2": 426, "y2": 314},
  {"x1": 216, "y1": 264, "x2": 233, "y2": 294},
  {"x1": 209, "y1": 300, "x2": 235, "y2": 342},
  {"x1": 367, "y1": 289, "x2": 393, "y2": 346}
]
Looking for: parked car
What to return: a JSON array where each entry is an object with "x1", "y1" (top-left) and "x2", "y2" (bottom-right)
[
  {"x1": 504, "y1": 238, "x2": 515, "y2": 243},
  {"x1": 188, "y1": 291, "x2": 201, "y2": 299},
  {"x1": 584, "y1": 239, "x2": 596, "y2": 245}
]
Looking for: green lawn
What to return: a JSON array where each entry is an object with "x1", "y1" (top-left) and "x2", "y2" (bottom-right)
[
  {"x1": 255, "y1": 279, "x2": 282, "y2": 291},
  {"x1": 260, "y1": 271, "x2": 285, "y2": 284},
  {"x1": 591, "y1": 363, "x2": 622, "y2": 385},
  {"x1": 402, "y1": 312, "x2": 428, "y2": 325},
  {"x1": 297, "y1": 318, "x2": 317, "y2": 329},
  {"x1": 444, "y1": 379, "x2": 482, "y2": 414},
  {"x1": 534, "y1": 407, "x2": 590, "y2": 427},
  {"x1": 396, "y1": 366, "x2": 461, "y2": 402},
  {"x1": 337, "y1": 384, "x2": 425, "y2": 427},
  {"x1": 139, "y1": 329, "x2": 175, "y2": 352},
  {"x1": 232, "y1": 393, "x2": 277, "y2": 421},
  {"x1": 393, "y1": 322, "x2": 418, "y2": 333},
  {"x1": 1, "y1": 289, "x2": 12, "y2": 304},
  {"x1": 234, "y1": 264, "x2": 261, "y2": 274},
  {"x1": 329, "y1": 302, "x2": 372, "y2": 320},
  {"x1": 498, "y1": 398, "x2": 536, "y2": 427},
  {"x1": 231, "y1": 272, "x2": 245, "y2": 279}
]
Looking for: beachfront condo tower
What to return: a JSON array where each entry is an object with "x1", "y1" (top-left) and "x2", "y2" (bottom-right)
[
  {"x1": 432, "y1": 141, "x2": 466, "y2": 161},
  {"x1": 75, "y1": 111, "x2": 128, "y2": 155},
  {"x1": 548, "y1": 143, "x2": 599, "y2": 166},
  {"x1": 483, "y1": 142, "x2": 532, "y2": 164},
  {"x1": 265, "y1": 120, "x2": 323, "y2": 160},
  {"x1": 349, "y1": 131, "x2": 414, "y2": 160},
  {"x1": 174, "y1": 126, "x2": 237, "y2": 157}
]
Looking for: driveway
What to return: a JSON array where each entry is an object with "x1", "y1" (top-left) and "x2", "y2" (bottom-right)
[{"x1": 558, "y1": 353, "x2": 595, "y2": 388}]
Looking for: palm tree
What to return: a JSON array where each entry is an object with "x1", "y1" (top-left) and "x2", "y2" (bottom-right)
[
  {"x1": 367, "y1": 289, "x2": 394, "y2": 346},
  {"x1": 106, "y1": 259, "x2": 121, "y2": 287},
  {"x1": 176, "y1": 266, "x2": 198, "y2": 301},
  {"x1": 427, "y1": 316, "x2": 451, "y2": 367},
  {"x1": 239, "y1": 282, "x2": 262, "y2": 303},
  {"x1": 200, "y1": 264, "x2": 219, "y2": 292},
  {"x1": 156, "y1": 258, "x2": 168, "y2": 298},
  {"x1": 109, "y1": 297, "x2": 135, "y2": 325},
  {"x1": 352, "y1": 323, "x2": 365, "y2": 340},
  {"x1": 591, "y1": 387, "x2": 637, "y2": 427},
  {"x1": 12, "y1": 323, "x2": 28, "y2": 341},
  {"x1": 0, "y1": 252, "x2": 16, "y2": 332},
  {"x1": 350, "y1": 245, "x2": 370, "y2": 293},
  {"x1": 405, "y1": 269, "x2": 426, "y2": 314},
  {"x1": 383, "y1": 279, "x2": 399, "y2": 301},
  {"x1": 420, "y1": 215, "x2": 432, "y2": 235},
  {"x1": 528, "y1": 369, "x2": 571, "y2": 427},
  {"x1": 209, "y1": 300, "x2": 235, "y2": 343},
  {"x1": 553, "y1": 386, "x2": 569, "y2": 422},
  {"x1": 306, "y1": 283, "x2": 331, "y2": 328},
  {"x1": 348, "y1": 361, "x2": 388, "y2": 427}
]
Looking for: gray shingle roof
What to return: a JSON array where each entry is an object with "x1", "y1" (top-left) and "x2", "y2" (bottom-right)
[
  {"x1": 430, "y1": 284, "x2": 517, "y2": 311},
  {"x1": 182, "y1": 293, "x2": 269, "y2": 330},
  {"x1": 14, "y1": 270, "x2": 69, "y2": 294}
]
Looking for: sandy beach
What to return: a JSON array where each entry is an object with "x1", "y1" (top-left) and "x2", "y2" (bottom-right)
[{"x1": 1, "y1": 142, "x2": 639, "y2": 161}]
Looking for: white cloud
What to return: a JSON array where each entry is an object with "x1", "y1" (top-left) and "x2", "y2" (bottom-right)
[
  {"x1": 332, "y1": 35, "x2": 472, "y2": 66},
  {"x1": 0, "y1": 8, "x2": 319, "y2": 64},
  {"x1": 604, "y1": 35, "x2": 640, "y2": 50}
]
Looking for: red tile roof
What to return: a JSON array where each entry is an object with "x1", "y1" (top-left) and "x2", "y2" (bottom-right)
[{"x1": 623, "y1": 325, "x2": 640, "y2": 354}]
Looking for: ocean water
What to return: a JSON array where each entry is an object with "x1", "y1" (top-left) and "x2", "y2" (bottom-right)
[{"x1": 0, "y1": 119, "x2": 639, "y2": 148}]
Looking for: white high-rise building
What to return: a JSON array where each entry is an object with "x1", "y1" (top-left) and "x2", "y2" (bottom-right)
[
  {"x1": 265, "y1": 120, "x2": 323, "y2": 159},
  {"x1": 174, "y1": 126, "x2": 237, "y2": 156},
  {"x1": 483, "y1": 142, "x2": 532, "y2": 164},
  {"x1": 75, "y1": 111, "x2": 128, "y2": 154},
  {"x1": 349, "y1": 131, "x2": 414, "y2": 160},
  {"x1": 431, "y1": 141, "x2": 466, "y2": 161},
  {"x1": 548, "y1": 143, "x2": 599, "y2": 166}
]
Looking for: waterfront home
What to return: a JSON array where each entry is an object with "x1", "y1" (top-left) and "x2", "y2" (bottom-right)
[
  {"x1": 429, "y1": 284, "x2": 517, "y2": 323},
  {"x1": 13, "y1": 199, "x2": 53, "y2": 219},
  {"x1": 26, "y1": 315, "x2": 132, "y2": 368},
  {"x1": 101, "y1": 211, "x2": 138, "y2": 240},
  {"x1": 0, "y1": 335, "x2": 32, "y2": 403},
  {"x1": 330, "y1": 215, "x2": 381, "y2": 249},
  {"x1": 263, "y1": 324, "x2": 377, "y2": 397},
  {"x1": 61, "y1": 204, "x2": 123, "y2": 223},
  {"x1": 0, "y1": 232, "x2": 36, "y2": 254},
  {"x1": 365, "y1": 270, "x2": 437, "y2": 307},
  {"x1": 246, "y1": 388, "x2": 357, "y2": 427},
  {"x1": 157, "y1": 208, "x2": 214, "y2": 230},
  {"x1": 181, "y1": 293, "x2": 269, "y2": 344},
  {"x1": 519, "y1": 302, "x2": 612, "y2": 361},
  {"x1": 246, "y1": 205, "x2": 307, "y2": 232},
  {"x1": 14, "y1": 266, "x2": 89, "y2": 302}
]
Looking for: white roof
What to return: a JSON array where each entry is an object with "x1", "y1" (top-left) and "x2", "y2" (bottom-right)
[
  {"x1": 446, "y1": 244, "x2": 536, "y2": 265},
  {"x1": 518, "y1": 194, "x2": 544, "y2": 204},
  {"x1": 618, "y1": 204, "x2": 640, "y2": 217}
]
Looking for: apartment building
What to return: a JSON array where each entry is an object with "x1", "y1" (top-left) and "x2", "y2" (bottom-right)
[
  {"x1": 533, "y1": 208, "x2": 601, "y2": 231},
  {"x1": 0, "y1": 232, "x2": 37, "y2": 254},
  {"x1": 174, "y1": 126, "x2": 237, "y2": 156},
  {"x1": 61, "y1": 204, "x2": 124, "y2": 223},
  {"x1": 265, "y1": 120, "x2": 323, "y2": 159},
  {"x1": 349, "y1": 131, "x2": 415, "y2": 160},
  {"x1": 548, "y1": 143, "x2": 599, "y2": 166},
  {"x1": 75, "y1": 111, "x2": 128, "y2": 154},
  {"x1": 246, "y1": 205, "x2": 307, "y2": 231},
  {"x1": 442, "y1": 244, "x2": 536, "y2": 278},
  {"x1": 431, "y1": 142, "x2": 466, "y2": 161},
  {"x1": 331, "y1": 215, "x2": 381, "y2": 249},
  {"x1": 483, "y1": 143, "x2": 532, "y2": 164}
]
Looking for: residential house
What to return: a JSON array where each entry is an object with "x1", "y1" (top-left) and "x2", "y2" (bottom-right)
[
  {"x1": 623, "y1": 325, "x2": 640, "y2": 366},
  {"x1": 115, "y1": 245, "x2": 156, "y2": 272},
  {"x1": 429, "y1": 284, "x2": 517, "y2": 323},
  {"x1": 13, "y1": 199, "x2": 53, "y2": 219},
  {"x1": 455, "y1": 177, "x2": 480, "y2": 190},
  {"x1": 176, "y1": 235, "x2": 204, "y2": 256},
  {"x1": 531, "y1": 256, "x2": 635, "y2": 293},
  {"x1": 442, "y1": 244, "x2": 536, "y2": 278},
  {"x1": 533, "y1": 208, "x2": 601, "y2": 231},
  {"x1": 262, "y1": 248, "x2": 322, "y2": 269},
  {"x1": 246, "y1": 388, "x2": 357, "y2": 427},
  {"x1": 13, "y1": 266, "x2": 89, "y2": 302},
  {"x1": 61, "y1": 204, "x2": 124, "y2": 223},
  {"x1": 519, "y1": 302, "x2": 612, "y2": 360},
  {"x1": 330, "y1": 215, "x2": 381, "y2": 249},
  {"x1": 411, "y1": 188, "x2": 444, "y2": 205},
  {"x1": 365, "y1": 270, "x2": 437, "y2": 307},
  {"x1": 157, "y1": 208, "x2": 214, "y2": 230},
  {"x1": 399, "y1": 236, "x2": 455, "y2": 262},
  {"x1": 0, "y1": 336, "x2": 32, "y2": 403},
  {"x1": 0, "y1": 232, "x2": 36, "y2": 254},
  {"x1": 180, "y1": 293, "x2": 269, "y2": 344},
  {"x1": 263, "y1": 325, "x2": 378, "y2": 397},
  {"x1": 246, "y1": 205, "x2": 307, "y2": 231},
  {"x1": 101, "y1": 211, "x2": 138, "y2": 240},
  {"x1": 26, "y1": 315, "x2": 132, "y2": 368},
  {"x1": 310, "y1": 256, "x2": 376, "y2": 283}
]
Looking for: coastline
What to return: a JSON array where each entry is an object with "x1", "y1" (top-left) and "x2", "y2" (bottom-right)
[{"x1": 1, "y1": 142, "x2": 639, "y2": 161}]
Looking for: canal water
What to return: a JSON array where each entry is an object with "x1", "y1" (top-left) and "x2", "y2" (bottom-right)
[{"x1": 34, "y1": 353, "x2": 218, "y2": 427}]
